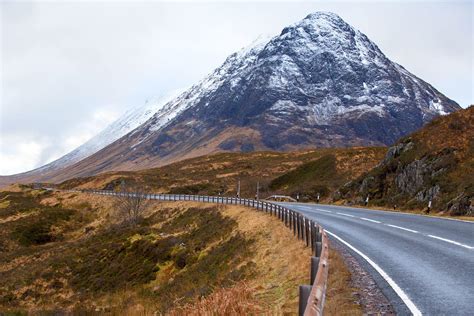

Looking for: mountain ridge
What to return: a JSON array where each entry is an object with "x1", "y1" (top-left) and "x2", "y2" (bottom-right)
[{"x1": 1, "y1": 11, "x2": 461, "y2": 186}]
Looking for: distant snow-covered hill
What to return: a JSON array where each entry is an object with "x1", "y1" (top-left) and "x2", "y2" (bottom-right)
[{"x1": 0, "y1": 90, "x2": 184, "y2": 183}]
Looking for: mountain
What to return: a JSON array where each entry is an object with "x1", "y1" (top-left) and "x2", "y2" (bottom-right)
[
  {"x1": 337, "y1": 106, "x2": 473, "y2": 216},
  {"x1": 0, "y1": 90, "x2": 183, "y2": 185},
  {"x1": 2, "y1": 11, "x2": 461, "y2": 185}
]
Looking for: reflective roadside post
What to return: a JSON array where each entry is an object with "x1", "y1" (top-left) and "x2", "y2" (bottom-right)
[{"x1": 237, "y1": 179, "x2": 241, "y2": 198}]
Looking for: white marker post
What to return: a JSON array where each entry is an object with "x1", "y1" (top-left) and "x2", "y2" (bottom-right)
[
  {"x1": 256, "y1": 181, "x2": 259, "y2": 200},
  {"x1": 237, "y1": 179, "x2": 241, "y2": 198}
]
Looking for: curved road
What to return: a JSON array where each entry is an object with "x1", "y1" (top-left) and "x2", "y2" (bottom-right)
[{"x1": 278, "y1": 202, "x2": 474, "y2": 315}]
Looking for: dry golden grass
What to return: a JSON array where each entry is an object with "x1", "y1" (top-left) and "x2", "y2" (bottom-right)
[
  {"x1": 167, "y1": 205, "x2": 363, "y2": 315},
  {"x1": 151, "y1": 203, "x2": 313, "y2": 314},
  {"x1": 222, "y1": 205, "x2": 312, "y2": 313},
  {"x1": 1, "y1": 189, "x2": 360, "y2": 314},
  {"x1": 167, "y1": 282, "x2": 263, "y2": 315},
  {"x1": 58, "y1": 147, "x2": 386, "y2": 206},
  {"x1": 325, "y1": 248, "x2": 362, "y2": 315}
]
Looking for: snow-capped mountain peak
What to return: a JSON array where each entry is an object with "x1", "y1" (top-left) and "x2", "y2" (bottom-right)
[{"x1": 4, "y1": 11, "x2": 460, "y2": 185}]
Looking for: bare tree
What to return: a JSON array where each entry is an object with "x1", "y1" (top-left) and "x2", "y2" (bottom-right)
[{"x1": 114, "y1": 182, "x2": 150, "y2": 224}]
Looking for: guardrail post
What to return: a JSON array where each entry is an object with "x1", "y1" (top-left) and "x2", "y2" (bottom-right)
[
  {"x1": 303, "y1": 217, "x2": 307, "y2": 243},
  {"x1": 315, "y1": 241, "x2": 322, "y2": 257},
  {"x1": 293, "y1": 212, "x2": 297, "y2": 236},
  {"x1": 300, "y1": 215, "x2": 304, "y2": 241},
  {"x1": 310, "y1": 256, "x2": 320, "y2": 285},
  {"x1": 302, "y1": 216, "x2": 305, "y2": 242},
  {"x1": 303, "y1": 218, "x2": 307, "y2": 245},
  {"x1": 305, "y1": 218, "x2": 310, "y2": 247},
  {"x1": 297, "y1": 214, "x2": 301, "y2": 239},
  {"x1": 298, "y1": 285, "x2": 312, "y2": 316}
]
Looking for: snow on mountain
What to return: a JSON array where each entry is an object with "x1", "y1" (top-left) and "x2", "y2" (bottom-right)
[
  {"x1": 126, "y1": 35, "x2": 272, "y2": 142},
  {"x1": 129, "y1": 11, "x2": 459, "y2": 152},
  {"x1": 2, "y1": 11, "x2": 461, "y2": 185},
  {"x1": 31, "y1": 89, "x2": 184, "y2": 175}
]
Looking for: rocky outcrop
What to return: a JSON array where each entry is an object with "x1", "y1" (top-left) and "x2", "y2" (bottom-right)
[
  {"x1": 447, "y1": 193, "x2": 473, "y2": 216},
  {"x1": 338, "y1": 107, "x2": 473, "y2": 216}
]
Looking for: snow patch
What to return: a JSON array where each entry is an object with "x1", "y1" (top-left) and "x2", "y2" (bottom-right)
[{"x1": 429, "y1": 100, "x2": 448, "y2": 115}]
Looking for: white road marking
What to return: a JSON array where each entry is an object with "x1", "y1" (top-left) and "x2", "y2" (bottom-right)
[
  {"x1": 337, "y1": 212, "x2": 355, "y2": 218},
  {"x1": 427, "y1": 235, "x2": 474, "y2": 250},
  {"x1": 326, "y1": 230, "x2": 422, "y2": 316},
  {"x1": 314, "y1": 208, "x2": 332, "y2": 213},
  {"x1": 360, "y1": 217, "x2": 381, "y2": 224},
  {"x1": 386, "y1": 224, "x2": 419, "y2": 234}
]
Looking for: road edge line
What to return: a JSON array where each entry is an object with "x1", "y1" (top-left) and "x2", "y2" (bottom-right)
[{"x1": 326, "y1": 230, "x2": 422, "y2": 316}]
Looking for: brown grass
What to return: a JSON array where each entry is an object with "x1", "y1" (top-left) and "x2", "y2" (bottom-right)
[
  {"x1": 167, "y1": 282, "x2": 263, "y2": 315},
  {"x1": 325, "y1": 248, "x2": 362, "y2": 315},
  {"x1": 222, "y1": 205, "x2": 312, "y2": 313},
  {"x1": 0, "y1": 188, "x2": 318, "y2": 314},
  {"x1": 164, "y1": 203, "x2": 313, "y2": 313},
  {"x1": 0, "y1": 187, "x2": 361, "y2": 314},
  {"x1": 57, "y1": 147, "x2": 386, "y2": 204}
]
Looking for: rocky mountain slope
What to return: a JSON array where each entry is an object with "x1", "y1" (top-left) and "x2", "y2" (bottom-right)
[
  {"x1": 2, "y1": 11, "x2": 460, "y2": 185},
  {"x1": 337, "y1": 106, "x2": 473, "y2": 216}
]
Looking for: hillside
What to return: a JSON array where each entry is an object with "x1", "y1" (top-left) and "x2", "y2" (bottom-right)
[
  {"x1": 0, "y1": 186, "x2": 363, "y2": 314},
  {"x1": 57, "y1": 147, "x2": 386, "y2": 202},
  {"x1": 0, "y1": 11, "x2": 459, "y2": 187},
  {"x1": 337, "y1": 106, "x2": 473, "y2": 216}
]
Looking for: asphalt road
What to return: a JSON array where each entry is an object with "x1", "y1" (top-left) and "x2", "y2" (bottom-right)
[{"x1": 278, "y1": 202, "x2": 474, "y2": 315}]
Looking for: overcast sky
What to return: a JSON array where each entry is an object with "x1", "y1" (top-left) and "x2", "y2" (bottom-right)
[{"x1": 0, "y1": 0, "x2": 472, "y2": 175}]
